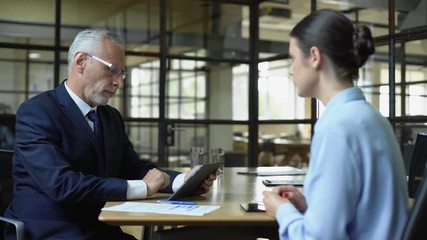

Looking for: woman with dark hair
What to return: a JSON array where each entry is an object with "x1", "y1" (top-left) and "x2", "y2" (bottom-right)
[{"x1": 263, "y1": 9, "x2": 408, "y2": 239}]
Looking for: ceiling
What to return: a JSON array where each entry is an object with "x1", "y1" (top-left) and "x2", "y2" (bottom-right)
[{"x1": 0, "y1": 0, "x2": 425, "y2": 64}]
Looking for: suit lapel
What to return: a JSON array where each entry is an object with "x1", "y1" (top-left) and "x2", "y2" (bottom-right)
[
  {"x1": 55, "y1": 82, "x2": 106, "y2": 175},
  {"x1": 97, "y1": 107, "x2": 114, "y2": 176}
]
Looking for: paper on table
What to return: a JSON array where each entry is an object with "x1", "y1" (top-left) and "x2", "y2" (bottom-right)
[
  {"x1": 102, "y1": 202, "x2": 220, "y2": 216},
  {"x1": 237, "y1": 166, "x2": 306, "y2": 176}
]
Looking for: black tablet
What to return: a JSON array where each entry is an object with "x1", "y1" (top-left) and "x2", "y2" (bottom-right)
[{"x1": 167, "y1": 162, "x2": 221, "y2": 200}]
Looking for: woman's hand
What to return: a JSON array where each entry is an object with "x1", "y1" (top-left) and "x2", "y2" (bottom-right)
[{"x1": 263, "y1": 185, "x2": 307, "y2": 217}]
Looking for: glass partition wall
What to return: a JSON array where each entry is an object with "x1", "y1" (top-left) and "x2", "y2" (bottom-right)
[{"x1": 0, "y1": 0, "x2": 426, "y2": 167}]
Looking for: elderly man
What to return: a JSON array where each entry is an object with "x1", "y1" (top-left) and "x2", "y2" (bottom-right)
[{"x1": 4, "y1": 28, "x2": 216, "y2": 240}]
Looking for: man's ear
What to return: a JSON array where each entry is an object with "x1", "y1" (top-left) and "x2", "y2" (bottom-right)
[
  {"x1": 74, "y1": 52, "x2": 87, "y2": 73},
  {"x1": 309, "y1": 46, "x2": 322, "y2": 69}
]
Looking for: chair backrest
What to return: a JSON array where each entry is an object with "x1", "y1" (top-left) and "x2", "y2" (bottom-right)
[
  {"x1": 402, "y1": 163, "x2": 427, "y2": 239},
  {"x1": 408, "y1": 133, "x2": 427, "y2": 198},
  {"x1": 402, "y1": 142, "x2": 415, "y2": 176},
  {"x1": 0, "y1": 149, "x2": 13, "y2": 216},
  {"x1": 0, "y1": 149, "x2": 25, "y2": 240}
]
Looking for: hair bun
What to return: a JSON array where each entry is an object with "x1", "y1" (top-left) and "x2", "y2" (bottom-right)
[{"x1": 353, "y1": 25, "x2": 375, "y2": 67}]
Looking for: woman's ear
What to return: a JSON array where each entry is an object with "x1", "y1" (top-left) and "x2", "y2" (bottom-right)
[
  {"x1": 309, "y1": 46, "x2": 322, "y2": 69},
  {"x1": 74, "y1": 52, "x2": 87, "y2": 73}
]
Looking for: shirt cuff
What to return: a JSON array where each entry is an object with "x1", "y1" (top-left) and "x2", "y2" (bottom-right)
[
  {"x1": 276, "y1": 202, "x2": 303, "y2": 236},
  {"x1": 276, "y1": 202, "x2": 297, "y2": 221},
  {"x1": 127, "y1": 173, "x2": 186, "y2": 199},
  {"x1": 127, "y1": 180, "x2": 147, "y2": 200},
  {"x1": 172, "y1": 173, "x2": 186, "y2": 192}
]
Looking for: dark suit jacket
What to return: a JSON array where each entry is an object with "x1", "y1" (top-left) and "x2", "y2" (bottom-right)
[{"x1": 5, "y1": 81, "x2": 179, "y2": 239}]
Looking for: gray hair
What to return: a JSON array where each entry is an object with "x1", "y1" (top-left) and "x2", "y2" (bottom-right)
[{"x1": 67, "y1": 28, "x2": 125, "y2": 75}]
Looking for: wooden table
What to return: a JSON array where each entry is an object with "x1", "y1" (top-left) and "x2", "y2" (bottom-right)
[{"x1": 99, "y1": 167, "x2": 303, "y2": 239}]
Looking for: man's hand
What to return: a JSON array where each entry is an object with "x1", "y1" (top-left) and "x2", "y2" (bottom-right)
[
  {"x1": 185, "y1": 165, "x2": 219, "y2": 195},
  {"x1": 143, "y1": 168, "x2": 170, "y2": 197}
]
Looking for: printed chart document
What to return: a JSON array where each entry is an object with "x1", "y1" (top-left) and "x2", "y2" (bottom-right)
[{"x1": 102, "y1": 202, "x2": 220, "y2": 216}]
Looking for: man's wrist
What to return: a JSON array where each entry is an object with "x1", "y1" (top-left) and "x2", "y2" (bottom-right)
[{"x1": 127, "y1": 180, "x2": 147, "y2": 199}]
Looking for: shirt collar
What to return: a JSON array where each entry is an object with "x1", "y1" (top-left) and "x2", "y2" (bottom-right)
[
  {"x1": 64, "y1": 80, "x2": 96, "y2": 116},
  {"x1": 315, "y1": 87, "x2": 365, "y2": 131},
  {"x1": 327, "y1": 87, "x2": 365, "y2": 110}
]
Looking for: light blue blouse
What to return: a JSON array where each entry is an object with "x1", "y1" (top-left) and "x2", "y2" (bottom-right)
[{"x1": 275, "y1": 87, "x2": 409, "y2": 240}]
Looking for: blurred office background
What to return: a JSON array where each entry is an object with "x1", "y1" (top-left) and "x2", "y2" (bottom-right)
[{"x1": 0, "y1": 0, "x2": 426, "y2": 168}]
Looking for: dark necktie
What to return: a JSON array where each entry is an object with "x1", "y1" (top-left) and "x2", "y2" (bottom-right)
[
  {"x1": 87, "y1": 110, "x2": 103, "y2": 144},
  {"x1": 87, "y1": 110, "x2": 105, "y2": 176}
]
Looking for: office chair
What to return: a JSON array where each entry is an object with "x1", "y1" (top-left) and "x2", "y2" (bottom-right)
[
  {"x1": 407, "y1": 133, "x2": 427, "y2": 198},
  {"x1": 402, "y1": 162, "x2": 427, "y2": 239},
  {"x1": 0, "y1": 149, "x2": 24, "y2": 240},
  {"x1": 402, "y1": 141, "x2": 415, "y2": 176}
]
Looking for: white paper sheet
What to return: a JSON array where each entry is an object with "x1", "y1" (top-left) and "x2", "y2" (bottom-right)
[
  {"x1": 102, "y1": 202, "x2": 220, "y2": 216},
  {"x1": 237, "y1": 166, "x2": 306, "y2": 176}
]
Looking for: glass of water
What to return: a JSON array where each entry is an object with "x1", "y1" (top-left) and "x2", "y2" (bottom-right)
[
  {"x1": 190, "y1": 147, "x2": 205, "y2": 168},
  {"x1": 210, "y1": 147, "x2": 225, "y2": 174}
]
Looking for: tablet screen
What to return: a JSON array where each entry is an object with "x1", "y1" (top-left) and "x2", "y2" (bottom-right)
[{"x1": 168, "y1": 162, "x2": 221, "y2": 200}]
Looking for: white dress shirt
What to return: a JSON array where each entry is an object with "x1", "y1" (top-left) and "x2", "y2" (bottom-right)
[{"x1": 275, "y1": 87, "x2": 409, "y2": 239}]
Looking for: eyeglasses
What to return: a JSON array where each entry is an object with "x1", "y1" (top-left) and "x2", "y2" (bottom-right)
[{"x1": 83, "y1": 52, "x2": 128, "y2": 80}]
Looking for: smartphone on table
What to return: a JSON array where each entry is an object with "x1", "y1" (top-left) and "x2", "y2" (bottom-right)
[
  {"x1": 240, "y1": 203, "x2": 265, "y2": 212},
  {"x1": 262, "y1": 179, "x2": 304, "y2": 187}
]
